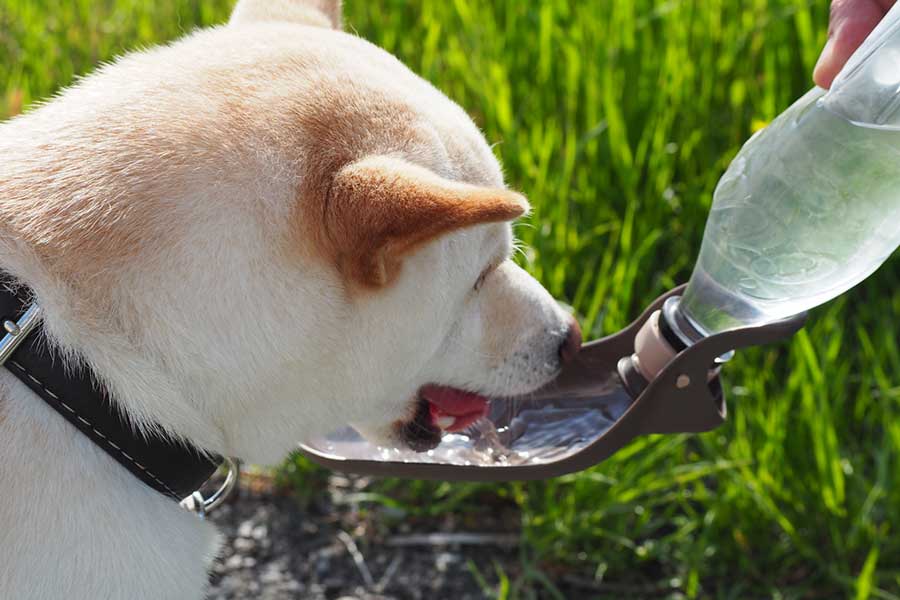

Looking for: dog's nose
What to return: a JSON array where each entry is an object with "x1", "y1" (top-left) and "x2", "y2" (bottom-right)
[{"x1": 558, "y1": 318, "x2": 582, "y2": 364}]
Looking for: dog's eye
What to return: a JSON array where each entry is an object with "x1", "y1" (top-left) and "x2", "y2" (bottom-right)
[{"x1": 474, "y1": 266, "x2": 492, "y2": 291}]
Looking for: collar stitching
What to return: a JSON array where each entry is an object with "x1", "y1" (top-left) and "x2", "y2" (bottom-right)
[{"x1": 7, "y1": 359, "x2": 180, "y2": 499}]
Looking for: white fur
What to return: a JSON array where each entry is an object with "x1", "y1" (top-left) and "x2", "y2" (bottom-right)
[
  {"x1": 0, "y1": 1, "x2": 574, "y2": 597},
  {"x1": 0, "y1": 370, "x2": 220, "y2": 599}
]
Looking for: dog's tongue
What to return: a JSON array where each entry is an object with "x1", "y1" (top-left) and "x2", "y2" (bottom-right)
[
  {"x1": 421, "y1": 385, "x2": 489, "y2": 432},
  {"x1": 422, "y1": 385, "x2": 486, "y2": 415}
]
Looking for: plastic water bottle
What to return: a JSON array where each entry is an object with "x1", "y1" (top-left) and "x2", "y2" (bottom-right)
[{"x1": 677, "y1": 5, "x2": 900, "y2": 335}]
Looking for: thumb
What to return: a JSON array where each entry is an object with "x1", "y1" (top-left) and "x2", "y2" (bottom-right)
[{"x1": 813, "y1": 0, "x2": 891, "y2": 88}]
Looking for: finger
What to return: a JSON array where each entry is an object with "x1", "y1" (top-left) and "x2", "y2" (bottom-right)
[{"x1": 813, "y1": 0, "x2": 891, "y2": 88}]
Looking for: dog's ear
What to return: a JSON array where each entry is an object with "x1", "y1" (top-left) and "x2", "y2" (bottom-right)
[
  {"x1": 229, "y1": 0, "x2": 342, "y2": 30},
  {"x1": 324, "y1": 156, "x2": 529, "y2": 288}
]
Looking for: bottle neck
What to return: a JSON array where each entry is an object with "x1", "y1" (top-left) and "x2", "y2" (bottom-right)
[
  {"x1": 661, "y1": 296, "x2": 706, "y2": 349},
  {"x1": 664, "y1": 296, "x2": 736, "y2": 365},
  {"x1": 618, "y1": 295, "x2": 731, "y2": 398}
]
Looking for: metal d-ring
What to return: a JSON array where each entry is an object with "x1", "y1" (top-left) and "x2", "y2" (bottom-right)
[{"x1": 180, "y1": 456, "x2": 240, "y2": 518}]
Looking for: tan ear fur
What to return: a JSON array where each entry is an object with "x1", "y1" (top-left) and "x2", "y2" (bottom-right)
[
  {"x1": 229, "y1": 0, "x2": 342, "y2": 30},
  {"x1": 325, "y1": 156, "x2": 529, "y2": 288}
]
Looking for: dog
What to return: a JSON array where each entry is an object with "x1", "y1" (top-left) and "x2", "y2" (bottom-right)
[{"x1": 0, "y1": 1, "x2": 580, "y2": 597}]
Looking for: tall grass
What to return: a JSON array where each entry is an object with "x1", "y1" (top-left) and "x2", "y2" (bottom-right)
[{"x1": 3, "y1": 0, "x2": 899, "y2": 597}]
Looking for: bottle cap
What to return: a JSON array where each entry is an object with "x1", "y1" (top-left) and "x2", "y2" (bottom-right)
[{"x1": 632, "y1": 311, "x2": 677, "y2": 381}]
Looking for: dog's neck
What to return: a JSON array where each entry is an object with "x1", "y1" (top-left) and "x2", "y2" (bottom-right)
[
  {"x1": 0, "y1": 367, "x2": 220, "y2": 598},
  {"x1": 0, "y1": 210, "x2": 226, "y2": 596}
]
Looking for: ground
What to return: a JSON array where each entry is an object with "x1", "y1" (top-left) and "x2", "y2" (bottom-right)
[{"x1": 206, "y1": 472, "x2": 523, "y2": 600}]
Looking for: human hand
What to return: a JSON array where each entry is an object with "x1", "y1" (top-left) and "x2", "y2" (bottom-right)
[{"x1": 813, "y1": 0, "x2": 897, "y2": 88}]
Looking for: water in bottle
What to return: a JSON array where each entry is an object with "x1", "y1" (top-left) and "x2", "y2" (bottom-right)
[{"x1": 678, "y1": 4, "x2": 900, "y2": 335}]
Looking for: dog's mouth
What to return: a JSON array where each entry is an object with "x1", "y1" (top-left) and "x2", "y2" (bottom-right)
[{"x1": 394, "y1": 384, "x2": 490, "y2": 452}]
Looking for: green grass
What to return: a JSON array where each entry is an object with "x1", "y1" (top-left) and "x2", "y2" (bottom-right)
[{"x1": 4, "y1": 0, "x2": 900, "y2": 597}]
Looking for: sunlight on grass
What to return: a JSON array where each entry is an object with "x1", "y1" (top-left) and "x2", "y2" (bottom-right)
[{"x1": 3, "y1": 0, "x2": 899, "y2": 597}]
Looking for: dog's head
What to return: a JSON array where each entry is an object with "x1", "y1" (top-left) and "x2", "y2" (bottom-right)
[
  {"x1": 314, "y1": 152, "x2": 580, "y2": 450},
  {"x1": 2, "y1": 0, "x2": 578, "y2": 464}
]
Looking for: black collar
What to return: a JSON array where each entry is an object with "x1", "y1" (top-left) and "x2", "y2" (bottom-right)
[{"x1": 0, "y1": 277, "x2": 222, "y2": 501}]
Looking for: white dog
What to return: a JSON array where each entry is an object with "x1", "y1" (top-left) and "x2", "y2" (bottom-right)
[{"x1": 0, "y1": 1, "x2": 580, "y2": 597}]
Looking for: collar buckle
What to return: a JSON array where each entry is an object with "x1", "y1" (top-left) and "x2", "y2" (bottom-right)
[{"x1": 0, "y1": 303, "x2": 42, "y2": 365}]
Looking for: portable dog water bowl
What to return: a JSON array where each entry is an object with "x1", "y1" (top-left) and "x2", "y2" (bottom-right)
[{"x1": 299, "y1": 285, "x2": 805, "y2": 480}]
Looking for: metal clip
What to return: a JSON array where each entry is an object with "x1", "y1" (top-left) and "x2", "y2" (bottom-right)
[
  {"x1": 180, "y1": 457, "x2": 240, "y2": 519},
  {"x1": 0, "y1": 303, "x2": 42, "y2": 366}
]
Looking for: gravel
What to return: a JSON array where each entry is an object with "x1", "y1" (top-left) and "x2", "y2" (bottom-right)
[{"x1": 205, "y1": 473, "x2": 523, "y2": 599}]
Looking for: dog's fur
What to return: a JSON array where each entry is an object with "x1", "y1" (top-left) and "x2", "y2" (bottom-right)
[{"x1": 0, "y1": 1, "x2": 575, "y2": 597}]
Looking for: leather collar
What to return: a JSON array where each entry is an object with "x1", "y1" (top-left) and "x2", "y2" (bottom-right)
[{"x1": 0, "y1": 277, "x2": 222, "y2": 501}]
